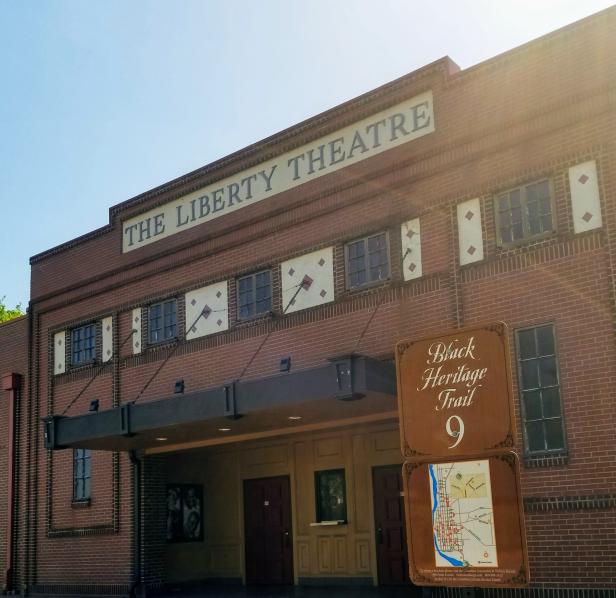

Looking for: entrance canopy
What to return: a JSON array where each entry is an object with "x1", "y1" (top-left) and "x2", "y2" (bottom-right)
[{"x1": 43, "y1": 355, "x2": 396, "y2": 452}]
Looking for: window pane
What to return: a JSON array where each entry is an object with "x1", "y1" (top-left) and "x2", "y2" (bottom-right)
[
  {"x1": 525, "y1": 421, "x2": 545, "y2": 452},
  {"x1": 509, "y1": 189, "x2": 521, "y2": 207},
  {"x1": 539, "y1": 356, "x2": 558, "y2": 387},
  {"x1": 527, "y1": 180, "x2": 549, "y2": 202},
  {"x1": 522, "y1": 390, "x2": 542, "y2": 420},
  {"x1": 256, "y1": 297, "x2": 271, "y2": 313},
  {"x1": 536, "y1": 326, "x2": 555, "y2": 356},
  {"x1": 255, "y1": 271, "x2": 270, "y2": 288},
  {"x1": 500, "y1": 226, "x2": 512, "y2": 244},
  {"x1": 239, "y1": 303, "x2": 252, "y2": 319},
  {"x1": 512, "y1": 222, "x2": 524, "y2": 240},
  {"x1": 238, "y1": 277, "x2": 252, "y2": 293},
  {"x1": 545, "y1": 418, "x2": 565, "y2": 450},
  {"x1": 348, "y1": 240, "x2": 364, "y2": 259},
  {"x1": 84, "y1": 477, "x2": 91, "y2": 499},
  {"x1": 518, "y1": 329, "x2": 536, "y2": 359},
  {"x1": 542, "y1": 387, "x2": 562, "y2": 418},
  {"x1": 367, "y1": 233, "x2": 385, "y2": 252},
  {"x1": 75, "y1": 479, "x2": 84, "y2": 499},
  {"x1": 521, "y1": 360, "x2": 539, "y2": 389}
]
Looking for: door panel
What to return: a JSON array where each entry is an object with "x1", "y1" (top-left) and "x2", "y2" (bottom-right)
[
  {"x1": 373, "y1": 465, "x2": 410, "y2": 586},
  {"x1": 244, "y1": 476, "x2": 293, "y2": 585}
]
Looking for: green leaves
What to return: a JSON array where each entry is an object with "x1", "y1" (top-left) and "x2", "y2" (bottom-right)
[{"x1": 0, "y1": 296, "x2": 23, "y2": 323}]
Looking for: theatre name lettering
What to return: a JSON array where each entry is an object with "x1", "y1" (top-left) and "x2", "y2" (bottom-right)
[{"x1": 122, "y1": 90, "x2": 434, "y2": 252}]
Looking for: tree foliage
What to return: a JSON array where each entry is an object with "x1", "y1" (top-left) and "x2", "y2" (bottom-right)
[{"x1": 0, "y1": 296, "x2": 24, "y2": 323}]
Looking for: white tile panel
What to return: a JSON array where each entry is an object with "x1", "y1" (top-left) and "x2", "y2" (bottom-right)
[
  {"x1": 401, "y1": 218, "x2": 422, "y2": 281},
  {"x1": 281, "y1": 247, "x2": 334, "y2": 314},
  {"x1": 457, "y1": 198, "x2": 484, "y2": 265},
  {"x1": 53, "y1": 331, "x2": 66, "y2": 375},
  {"x1": 132, "y1": 308, "x2": 142, "y2": 355},
  {"x1": 569, "y1": 160, "x2": 602, "y2": 233},
  {"x1": 185, "y1": 281, "x2": 229, "y2": 340},
  {"x1": 101, "y1": 316, "x2": 113, "y2": 363}
]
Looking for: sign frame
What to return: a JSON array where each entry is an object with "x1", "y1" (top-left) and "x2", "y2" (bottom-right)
[{"x1": 402, "y1": 452, "x2": 529, "y2": 588}]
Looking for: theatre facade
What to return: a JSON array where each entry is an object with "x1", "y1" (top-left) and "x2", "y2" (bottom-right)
[{"x1": 2, "y1": 7, "x2": 616, "y2": 596}]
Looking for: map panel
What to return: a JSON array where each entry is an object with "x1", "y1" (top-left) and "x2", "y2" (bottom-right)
[{"x1": 429, "y1": 460, "x2": 497, "y2": 568}]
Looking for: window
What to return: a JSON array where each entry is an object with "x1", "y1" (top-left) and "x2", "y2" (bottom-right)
[
  {"x1": 73, "y1": 448, "x2": 91, "y2": 501},
  {"x1": 149, "y1": 299, "x2": 177, "y2": 343},
  {"x1": 346, "y1": 232, "x2": 389, "y2": 289},
  {"x1": 496, "y1": 180, "x2": 554, "y2": 245},
  {"x1": 516, "y1": 325, "x2": 566, "y2": 455},
  {"x1": 71, "y1": 324, "x2": 96, "y2": 365},
  {"x1": 315, "y1": 469, "x2": 347, "y2": 522},
  {"x1": 237, "y1": 270, "x2": 272, "y2": 319}
]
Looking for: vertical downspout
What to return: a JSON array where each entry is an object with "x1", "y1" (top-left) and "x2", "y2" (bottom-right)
[
  {"x1": 129, "y1": 450, "x2": 142, "y2": 598},
  {"x1": 1, "y1": 373, "x2": 20, "y2": 593}
]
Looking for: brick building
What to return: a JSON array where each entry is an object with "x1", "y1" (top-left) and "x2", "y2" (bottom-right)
[{"x1": 2, "y1": 6, "x2": 616, "y2": 596}]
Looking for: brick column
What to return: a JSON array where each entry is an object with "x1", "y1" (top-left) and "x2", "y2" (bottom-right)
[{"x1": 2, "y1": 373, "x2": 21, "y2": 593}]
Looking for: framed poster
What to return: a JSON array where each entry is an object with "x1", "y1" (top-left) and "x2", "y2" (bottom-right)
[{"x1": 166, "y1": 484, "x2": 203, "y2": 542}]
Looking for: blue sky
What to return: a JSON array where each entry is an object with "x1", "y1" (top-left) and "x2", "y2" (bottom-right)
[{"x1": 1, "y1": 0, "x2": 614, "y2": 309}]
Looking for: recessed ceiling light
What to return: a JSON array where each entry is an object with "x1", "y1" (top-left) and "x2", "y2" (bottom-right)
[
  {"x1": 155, "y1": 437, "x2": 168, "y2": 441},
  {"x1": 218, "y1": 428, "x2": 231, "y2": 432},
  {"x1": 288, "y1": 416, "x2": 302, "y2": 420}
]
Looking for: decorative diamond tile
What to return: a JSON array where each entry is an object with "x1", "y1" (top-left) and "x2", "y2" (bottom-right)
[
  {"x1": 318, "y1": 258, "x2": 325, "y2": 267},
  {"x1": 578, "y1": 174, "x2": 589, "y2": 184},
  {"x1": 58, "y1": 363, "x2": 62, "y2": 370},
  {"x1": 58, "y1": 339, "x2": 62, "y2": 346},
  {"x1": 290, "y1": 298, "x2": 296, "y2": 306},
  {"x1": 288, "y1": 268, "x2": 295, "y2": 277},
  {"x1": 106, "y1": 349, "x2": 111, "y2": 356},
  {"x1": 190, "y1": 298, "x2": 197, "y2": 306},
  {"x1": 406, "y1": 229, "x2": 416, "y2": 239},
  {"x1": 135, "y1": 341, "x2": 140, "y2": 347},
  {"x1": 408, "y1": 263, "x2": 417, "y2": 272},
  {"x1": 134, "y1": 316, "x2": 139, "y2": 323},
  {"x1": 217, "y1": 319, "x2": 223, "y2": 327},
  {"x1": 301, "y1": 275, "x2": 313, "y2": 290},
  {"x1": 465, "y1": 210, "x2": 474, "y2": 221},
  {"x1": 191, "y1": 326, "x2": 197, "y2": 333},
  {"x1": 319, "y1": 289, "x2": 327, "y2": 298},
  {"x1": 467, "y1": 245, "x2": 476, "y2": 255},
  {"x1": 582, "y1": 212, "x2": 593, "y2": 222},
  {"x1": 106, "y1": 325, "x2": 111, "y2": 332},
  {"x1": 202, "y1": 305, "x2": 212, "y2": 319},
  {"x1": 216, "y1": 291, "x2": 222, "y2": 298}
]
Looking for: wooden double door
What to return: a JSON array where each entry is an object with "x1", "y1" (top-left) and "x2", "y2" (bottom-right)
[
  {"x1": 373, "y1": 465, "x2": 411, "y2": 586},
  {"x1": 244, "y1": 475, "x2": 293, "y2": 585}
]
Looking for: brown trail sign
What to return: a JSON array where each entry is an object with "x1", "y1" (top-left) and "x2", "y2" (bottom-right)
[
  {"x1": 395, "y1": 323, "x2": 529, "y2": 588},
  {"x1": 396, "y1": 322, "x2": 515, "y2": 460}
]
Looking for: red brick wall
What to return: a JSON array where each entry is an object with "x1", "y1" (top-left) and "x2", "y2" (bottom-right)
[
  {"x1": 0, "y1": 316, "x2": 28, "y2": 590},
  {"x1": 25, "y1": 6, "x2": 616, "y2": 593}
]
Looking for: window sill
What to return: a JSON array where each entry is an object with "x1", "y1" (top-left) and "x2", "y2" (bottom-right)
[
  {"x1": 497, "y1": 231, "x2": 557, "y2": 250},
  {"x1": 71, "y1": 498, "x2": 91, "y2": 509},
  {"x1": 309, "y1": 520, "x2": 347, "y2": 527},
  {"x1": 345, "y1": 278, "x2": 392, "y2": 294},
  {"x1": 235, "y1": 311, "x2": 274, "y2": 326},
  {"x1": 524, "y1": 452, "x2": 568, "y2": 468}
]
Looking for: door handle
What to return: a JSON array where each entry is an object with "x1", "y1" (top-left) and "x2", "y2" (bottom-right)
[
  {"x1": 284, "y1": 530, "x2": 292, "y2": 547},
  {"x1": 377, "y1": 527, "x2": 383, "y2": 544}
]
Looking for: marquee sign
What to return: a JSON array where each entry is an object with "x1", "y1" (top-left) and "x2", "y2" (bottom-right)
[
  {"x1": 395, "y1": 322, "x2": 515, "y2": 459},
  {"x1": 122, "y1": 90, "x2": 435, "y2": 252}
]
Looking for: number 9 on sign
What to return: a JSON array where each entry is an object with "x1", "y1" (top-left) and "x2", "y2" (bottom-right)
[{"x1": 446, "y1": 415, "x2": 464, "y2": 448}]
